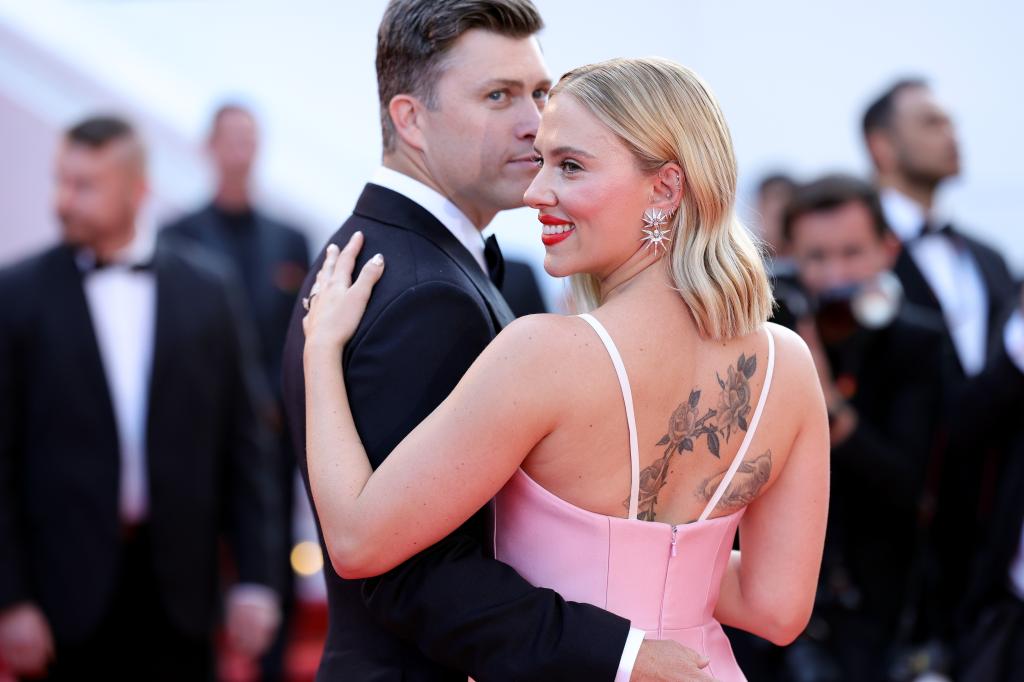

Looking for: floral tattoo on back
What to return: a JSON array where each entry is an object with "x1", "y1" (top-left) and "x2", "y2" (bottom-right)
[{"x1": 632, "y1": 352, "x2": 758, "y2": 522}]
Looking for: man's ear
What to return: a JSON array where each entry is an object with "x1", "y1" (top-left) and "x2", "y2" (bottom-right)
[
  {"x1": 388, "y1": 94, "x2": 428, "y2": 153},
  {"x1": 866, "y1": 130, "x2": 896, "y2": 174},
  {"x1": 881, "y1": 230, "x2": 901, "y2": 269}
]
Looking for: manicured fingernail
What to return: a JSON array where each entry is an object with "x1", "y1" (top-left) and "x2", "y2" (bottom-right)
[
  {"x1": 371, "y1": 253, "x2": 384, "y2": 266},
  {"x1": 352, "y1": 231, "x2": 362, "y2": 240},
  {"x1": 328, "y1": 244, "x2": 339, "y2": 254}
]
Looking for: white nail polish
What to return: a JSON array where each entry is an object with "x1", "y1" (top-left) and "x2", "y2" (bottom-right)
[{"x1": 371, "y1": 254, "x2": 384, "y2": 266}]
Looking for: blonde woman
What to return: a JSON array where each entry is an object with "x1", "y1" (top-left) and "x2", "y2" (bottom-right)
[{"x1": 302, "y1": 58, "x2": 829, "y2": 681}]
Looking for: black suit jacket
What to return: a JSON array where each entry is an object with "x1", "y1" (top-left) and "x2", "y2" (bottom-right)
[
  {"x1": 894, "y1": 230, "x2": 1024, "y2": 635},
  {"x1": 894, "y1": 233, "x2": 1024, "y2": 438},
  {"x1": 820, "y1": 306, "x2": 946, "y2": 630},
  {"x1": 161, "y1": 204, "x2": 310, "y2": 402},
  {"x1": 0, "y1": 242, "x2": 281, "y2": 643},
  {"x1": 281, "y1": 184, "x2": 630, "y2": 681}
]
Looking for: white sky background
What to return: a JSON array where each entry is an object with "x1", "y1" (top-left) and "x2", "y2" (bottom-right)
[{"x1": 1, "y1": 0, "x2": 1021, "y2": 306}]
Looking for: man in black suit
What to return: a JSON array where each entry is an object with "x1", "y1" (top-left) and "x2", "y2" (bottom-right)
[
  {"x1": 0, "y1": 116, "x2": 282, "y2": 681},
  {"x1": 281, "y1": 1, "x2": 710, "y2": 680},
  {"x1": 862, "y1": 79, "x2": 1024, "y2": 649},
  {"x1": 161, "y1": 103, "x2": 310, "y2": 681},
  {"x1": 778, "y1": 174, "x2": 947, "y2": 681}
]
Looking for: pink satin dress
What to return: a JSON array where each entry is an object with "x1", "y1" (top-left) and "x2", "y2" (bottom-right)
[{"x1": 494, "y1": 314, "x2": 776, "y2": 681}]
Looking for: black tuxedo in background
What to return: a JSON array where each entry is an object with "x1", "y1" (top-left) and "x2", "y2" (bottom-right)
[
  {"x1": 501, "y1": 258, "x2": 548, "y2": 317},
  {"x1": 282, "y1": 184, "x2": 630, "y2": 681},
  {"x1": 161, "y1": 203, "x2": 310, "y2": 402},
  {"x1": 161, "y1": 204, "x2": 309, "y2": 678},
  {"x1": 0, "y1": 242, "x2": 281, "y2": 677},
  {"x1": 893, "y1": 230, "x2": 1024, "y2": 640},
  {"x1": 808, "y1": 305, "x2": 947, "y2": 680}
]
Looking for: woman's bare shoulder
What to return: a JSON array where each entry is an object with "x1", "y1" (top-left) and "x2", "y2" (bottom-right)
[
  {"x1": 764, "y1": 322, "x2": 825, "y2": 412},
  {"x1": 481, "y1": 313, "x2": 601, "y2": 382},
  {"x1": 491, "y1": 313, "x2": 592, "y2": 351}
]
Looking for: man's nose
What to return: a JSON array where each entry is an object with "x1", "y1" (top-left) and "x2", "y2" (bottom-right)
[{"x1": 514, "y1": 97, "x2": 542, "y2": 140}]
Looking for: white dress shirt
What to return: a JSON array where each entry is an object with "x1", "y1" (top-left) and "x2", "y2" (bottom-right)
[
  {"x1": 79, "y1": 228, "x2": 157, "y2": 525},
  {"x1": 79, "y1": 226, "x2": 280, "y2": 621},
  {"x1": 882, "y1": 189, "x2": 991, "y2": 376},
  {"x1": 369, "y1": 167, "x2": 645, "y2": 677},
  {"x1": 369, "y1": 166, "x2": 488, "y2": 273}
]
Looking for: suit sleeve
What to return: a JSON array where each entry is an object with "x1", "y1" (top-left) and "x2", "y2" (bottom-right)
[
  {"x1": 217, "y1": 270, "x2": 284, "y2": 591},
  {"x1": 941, "y1": 311, "x2": 1024, "y2": 450},
  {"x1": 344, "y1": 281, "x2": 631, "y2": 681},
  {"x1": 830, "y1": 328, "x2": 943, "y2": 509},
  {"x1": 0, "y1": 272, "x2": 29, "y2": 610}
]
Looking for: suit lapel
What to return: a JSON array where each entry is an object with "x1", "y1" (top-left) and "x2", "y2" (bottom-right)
[
  {"x1": 146, "y1": 245, "x2": 183, "y2": 451},
  {"x1": 959, "y1": 236, "x2": 1013, "y2": 357},
  {"x1": 49, "y1": 246, "x2": 119, "y2": 450},
  {"x1": 894, "y1": 246, "x2": 941, "y2": 313},
  {"x1": 354, "y1": 183, "x2": 515, "y2": 329}
]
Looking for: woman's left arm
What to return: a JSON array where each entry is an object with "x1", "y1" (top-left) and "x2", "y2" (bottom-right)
[{"x1": 302, "y1": 235, "x2": 558, "y2": 579}]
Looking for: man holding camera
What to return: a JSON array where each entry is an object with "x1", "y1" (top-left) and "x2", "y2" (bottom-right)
[{"x1": 780, "y1": 174, "x2": 947, "y2": 681}]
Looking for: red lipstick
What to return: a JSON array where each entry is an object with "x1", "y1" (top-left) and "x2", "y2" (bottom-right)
[{"x1": 539, "y1": 214, "x2": 576, "y2": 246}]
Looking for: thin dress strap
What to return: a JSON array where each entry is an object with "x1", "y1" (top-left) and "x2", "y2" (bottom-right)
[
  {"x1": 697, "y1": 326, "x2": 777, "y2": 522},
  {"x1": 578, "y1": 314, "x2": 641, "y2": 520}
]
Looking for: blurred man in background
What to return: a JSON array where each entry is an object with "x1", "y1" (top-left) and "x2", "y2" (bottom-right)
[
  {"x1": 755, "y1": 172, "x2": 798, "y2": 274},
  {"x1": 0, "y1": 115, "x2": 281, "y2": 681},
  {"x1": 755, "y1": 172, "x2": 802, "y2": 330},
  {"x1": 162, "y1": 103, "x2": 309, "y2": 681},
  {"x1": 781, "y1": 174, "x2": 946, "y2": 681},
  {"x1": 863, "y1": 79, "x2": 1024, "y2": 658}
]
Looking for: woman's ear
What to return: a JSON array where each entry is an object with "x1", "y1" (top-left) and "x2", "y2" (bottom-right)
[
  {"x1": 649, "y1": 162, "x2": 684, "y2": 213},
  {"x1": 388, "y1": 94, "x2": 428, "y2": 152}
]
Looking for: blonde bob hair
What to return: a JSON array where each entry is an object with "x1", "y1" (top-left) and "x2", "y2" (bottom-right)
[{"x1": 552, "y1": 57, "x2": 773, "y2": 340}]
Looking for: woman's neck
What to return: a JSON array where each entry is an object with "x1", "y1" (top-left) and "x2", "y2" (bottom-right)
[{"x1": 599, "y1": 249, "x2": 672, "y2": 303}]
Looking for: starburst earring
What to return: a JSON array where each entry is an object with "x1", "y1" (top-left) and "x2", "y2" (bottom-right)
[{"x1": 641, "y1": 207, "x2": 675, "y2": 253}]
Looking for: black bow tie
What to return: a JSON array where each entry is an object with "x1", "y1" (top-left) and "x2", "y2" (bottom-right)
[
  {"x1": 484, "y1": 235, "x2": 505, "y2": 289},
  {"x1": 77, "y1": 250, "x2": 154, "y2": 274},
  {"x1": 916, "y1": 220, "x2": 955, "y2": 240}
]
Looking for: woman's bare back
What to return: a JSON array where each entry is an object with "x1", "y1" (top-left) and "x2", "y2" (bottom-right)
[{"x1": 520, "y1": 297, "x2": 806, "y2": 527}]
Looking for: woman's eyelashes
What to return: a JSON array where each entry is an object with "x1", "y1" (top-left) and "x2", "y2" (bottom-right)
[
  {"x1": 532, "y1": 155, "x2": 584, "y2": 176},
  {"x1": 560, "y1": 159, "x2": 584, "y2": 175}
]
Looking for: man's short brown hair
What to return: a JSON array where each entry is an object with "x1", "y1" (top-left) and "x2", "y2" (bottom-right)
[
  {"x1": 375, "y1": 0, "x2": 543, "y2": 151},
  {"x1": 782, "y1": 173, "x2": 891, "y2": 242}
]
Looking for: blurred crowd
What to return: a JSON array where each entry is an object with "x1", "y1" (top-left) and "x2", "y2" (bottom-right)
[
  {"x1": 0, "y1": 61, "x2": 1022, "y2": 682},
  {"x1": 732, "y1": 79, "x2": 1024, "y2": 682}
]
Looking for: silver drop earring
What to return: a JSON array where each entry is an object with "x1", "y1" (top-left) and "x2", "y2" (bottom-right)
[{"x1": 641, "y1": 207, "x2": 675, "y2": 253}]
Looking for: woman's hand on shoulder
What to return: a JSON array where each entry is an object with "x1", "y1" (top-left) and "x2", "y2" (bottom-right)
[{"x1": 302, "y1": 232, "x2": 385, "y2": 357}]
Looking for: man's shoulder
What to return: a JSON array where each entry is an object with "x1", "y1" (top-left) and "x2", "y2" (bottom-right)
[
  {"x1": 156, "y1": 239, "x2": 236, "y2": 295},
  {"x1": 258, "y1": 211, "x2": 307, "y2": 243},
  {"x1": 161, "y1": 207, "x2": 209, "y2": 237},
  {"x1": 0, "y1": 245, "x2": 68, "y2": 319},
  {"x1": 879, "y1": 303, "x2": 948, "y2": 373},
  {"x1": 955, "y1": 228, "x2": 1014, "y2": 281},
  {"x1": 330, "y1": 213, "x2": 479, "y2": 294},
  {"x1": 0, "y1": 244, "x2": 64, "y2": 287}
]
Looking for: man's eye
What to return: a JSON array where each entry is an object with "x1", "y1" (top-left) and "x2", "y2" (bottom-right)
[
  {"x1": 532, "y1": 89, "x2": 549, "y2": 102},
  {"x1": 488, "y1": 91, "x2": 508, "y2": 102}
]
